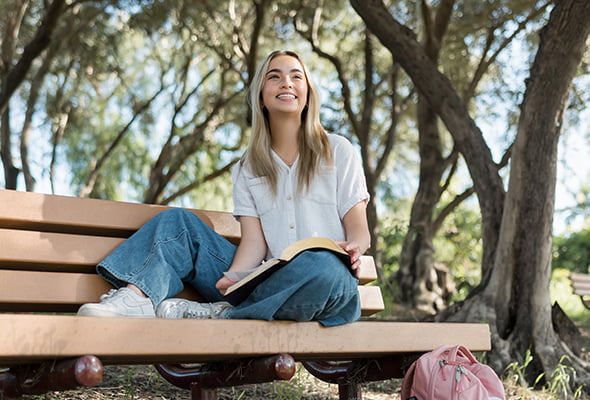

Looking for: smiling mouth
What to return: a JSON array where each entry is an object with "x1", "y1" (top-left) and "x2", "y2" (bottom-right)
[{"x1": 277, "y1": 94, "x2": 297, "y2": 99}]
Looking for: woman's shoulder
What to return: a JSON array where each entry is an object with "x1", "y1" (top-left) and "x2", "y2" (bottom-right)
[
  {"x1": 327, "y1": 133, "x2": 356, "y2": 157},
  {"x1": 327, "y1": 133, "x2": 352, "y2": 147},
  {"x1": 231, "y1": 157, "x2": 255, "y2": 181}
]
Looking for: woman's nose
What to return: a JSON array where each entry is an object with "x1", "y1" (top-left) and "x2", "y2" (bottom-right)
[{"x1": 280, "y1": 77, "x2": 293, "y2": 88}]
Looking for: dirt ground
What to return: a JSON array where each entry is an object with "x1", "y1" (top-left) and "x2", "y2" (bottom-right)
[{"x1": 30, "y1": 362, "x2": 561, "y2": 400}]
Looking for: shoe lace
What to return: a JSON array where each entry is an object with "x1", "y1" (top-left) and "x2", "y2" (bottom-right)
[
  {"x1": 99, "y1": 288, "x2": 123, "y2": 303},
  {"x1": 185, "y1": 303, "x2": 213, "y2": 318}
]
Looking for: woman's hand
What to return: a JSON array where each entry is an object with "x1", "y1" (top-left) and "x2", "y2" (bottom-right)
[
  {"x1": 339, "y1": 200, "x2": 371, "y2": 278},
  {"x1": 218, "y1": 216, "x2": 267, "y2": 295},
  {"x1": 215, "y1": 276, "x2": 238, "y2": 295},
  {"x1": 335, "y1": 240, "x2": 363, "y2": 278}
]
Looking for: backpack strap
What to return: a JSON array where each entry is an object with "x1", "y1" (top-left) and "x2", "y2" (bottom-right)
[
  {"x1": 448, "y1": 345, "x2": 479, "y2": 364},
  {"x1": 399, "y1": 358, "x2": 417, "y2": 400}
]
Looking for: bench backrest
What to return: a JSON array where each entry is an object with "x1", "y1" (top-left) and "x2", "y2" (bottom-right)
[{"x1": 0, "y1": 189, "x2": 384, "y2": 316}]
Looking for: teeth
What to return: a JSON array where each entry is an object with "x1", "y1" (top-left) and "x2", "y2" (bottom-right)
[{"x1": 277, "y1": 94, "x2": 296, "y2": 99}]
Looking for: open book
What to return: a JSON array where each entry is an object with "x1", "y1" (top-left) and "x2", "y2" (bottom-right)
[{"x1": 223, "y1": 237, "x2": 352, "y2": 304}]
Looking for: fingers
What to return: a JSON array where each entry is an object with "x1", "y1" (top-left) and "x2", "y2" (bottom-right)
[
  {"x1": 335, "y1": 240, "x2": 362, "y2": 277},
  {"x1": 350, "y1": 259, "x2": 361, "y2": 278},
  {"x1": 216, "y1": 276, "x2": 238, "y2": 295}
]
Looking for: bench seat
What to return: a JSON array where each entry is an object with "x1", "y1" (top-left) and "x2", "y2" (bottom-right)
[
  {"x1": 0, "y1": 315, "x2": 490, "y2": 365},
  {"x1": 0, "y1": 189, "x2": 491, "y2": 400}
]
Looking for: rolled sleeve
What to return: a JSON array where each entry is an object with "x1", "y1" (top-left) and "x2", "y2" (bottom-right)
[
  {"x1": 232, "y1": 162, "x2": 259, "y2": 219},
  {"x1": 332, "y1": 135, "x2": 370, "y2": 218}
]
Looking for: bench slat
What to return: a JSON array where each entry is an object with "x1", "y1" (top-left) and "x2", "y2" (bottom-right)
[
  {"x1": 569, "y1": 273, "x2": 590, "y2": 310},
  {"x1": 0, "y1": 190, "x2": 241, "y2": 242},
  {"x1": 0, "y1": 228, "x2": 378, "y2": 284},
  {"x1": 0, "y1": 314, "x2": 491, "y2": 365},
  {"x1": 570, "y1": 273, "x2": 590, "y2": 295},
  {"x1": 0, "y1": 228, "x2": 123, "y2": 270},
  {"x1": 570, "y1": 273, "x2": 590, "y2": 283},
  {"x1": 0, "y1": 270, "x2": 383, "y2": 315}
]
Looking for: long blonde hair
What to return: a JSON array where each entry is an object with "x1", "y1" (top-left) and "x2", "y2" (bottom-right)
[{"x1": 244, "y1": 50, "x2": 332, "y2": 194}]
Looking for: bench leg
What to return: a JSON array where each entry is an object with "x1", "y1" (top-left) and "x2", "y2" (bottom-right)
[
  {"x1": 155, "y1": 353, "x2": 296, "y2": 397},
  {"x1": 337, "y1": 382, "x2": 362, "y2": 400},
  {"x1": 303, "y1": 354, "x2": 420, "y2": 400},
  {"x1": 0, "y1": 355, "x2": 103, "y2": 397},
  {"x1": 0, "y1": 369, "x2": 20, "y2": 399},
  {"x1": 191, "y1": 386, "x2": 218, "y2": 400}
]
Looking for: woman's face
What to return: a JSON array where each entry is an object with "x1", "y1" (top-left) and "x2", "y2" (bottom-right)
[{"x1": 260, "y1": 55, "x2": 309, "y2": 118}]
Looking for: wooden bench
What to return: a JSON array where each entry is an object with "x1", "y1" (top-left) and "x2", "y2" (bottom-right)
[
  {"x1": 570, "y1": 272, "x2": 590, "y2": 309},
  {"x1": 0, "y1": 189, "x2": 491, "y2": 399}
]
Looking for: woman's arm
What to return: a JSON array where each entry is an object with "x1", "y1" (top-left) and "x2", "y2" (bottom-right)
[
  {"x1": 336, "y1": 200, "x2": 371, "y2": 277},
  {"x1": 215, "y1": 216, "x2": 268, "y2": 293}
]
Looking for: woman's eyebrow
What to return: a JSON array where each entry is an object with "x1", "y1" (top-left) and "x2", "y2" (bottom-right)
[{"x1": 266, "y1": 68, "x2": 304, "y2": 75}]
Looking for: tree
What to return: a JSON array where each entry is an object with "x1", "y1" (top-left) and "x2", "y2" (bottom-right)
[
  {"x1": 0, "y1": 0, "x2": 67, "y2": 189},
  {"x1": 395, "y1": 0, "x2": 551, "y2": 313},
  {"x1": 351, "y1": 0, "x2": 590, "y2": 391}
]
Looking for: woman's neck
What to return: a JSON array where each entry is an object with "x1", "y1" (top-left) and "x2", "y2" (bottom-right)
[
  {"x1": 269, "y1": 117, "x2": 300, "y2": 165},
  {"x1": 270, "y1": 117, "x2": 300, "y2": 148}
]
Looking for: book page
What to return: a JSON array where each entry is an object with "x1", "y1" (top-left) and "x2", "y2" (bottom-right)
[{"x1": 279, "y1": 237, "x2": 346, "y2": 260}]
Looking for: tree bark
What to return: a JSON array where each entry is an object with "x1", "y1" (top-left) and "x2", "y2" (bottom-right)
[
  {"x1": 352, "y1": 0, "x2": 590, "y2": 390},
  {"x1": 488, "y1": 0, "x2": 590, "y2": 387}
]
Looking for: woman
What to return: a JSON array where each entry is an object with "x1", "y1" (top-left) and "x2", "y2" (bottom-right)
[{"x1": 78, "y1": 50, "x2": 370, "y2": 326}]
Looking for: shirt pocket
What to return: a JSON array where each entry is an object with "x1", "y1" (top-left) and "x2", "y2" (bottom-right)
[
  {"x1": 304, "y1": 166, "x2": 338, "y2": 206},
  {"x1": 247, "y1": 176, "x2": 275, "y2": 216}
]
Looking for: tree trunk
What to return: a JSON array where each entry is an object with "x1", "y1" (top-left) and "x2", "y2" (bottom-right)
[
  {"x1": 487, "y1": 0, "x2": 590, "y2": 387},
  {"x1": 397, "y1": 0, "x2": 456, "y2": 313},
  {"x1": 352, "y1": 0, "x2": 506, "y2": 278},
  {"x1": 1, "y1": 110, "x2": 19, "y2": 189},
  {"x1": 352, "y1": 0, "x2": 590, "y2": 391}
]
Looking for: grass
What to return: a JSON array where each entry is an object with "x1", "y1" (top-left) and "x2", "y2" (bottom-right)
[{"x1": 552, "y1": 268, "x2": 590, "y2": 326}]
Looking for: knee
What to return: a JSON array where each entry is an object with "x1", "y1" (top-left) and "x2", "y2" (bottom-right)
[
  {"x1": 155, "y1": 208, "x2": 203, "y2": 226},
  {"x1": 299, "y1": 251, "x2": 354, "y2": 281}
]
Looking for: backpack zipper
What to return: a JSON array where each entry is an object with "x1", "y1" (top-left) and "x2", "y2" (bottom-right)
[{"x1": 453, "y1": 364, "x2": 470, "y2": 399}]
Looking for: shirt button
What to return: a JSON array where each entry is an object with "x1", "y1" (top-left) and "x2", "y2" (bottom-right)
[
  {"x1": 289, "y1": 224, "x2": 294, "y2": 229},
  {"x1": 286, "y1": 196, "x2": 292, "y2": 200}
]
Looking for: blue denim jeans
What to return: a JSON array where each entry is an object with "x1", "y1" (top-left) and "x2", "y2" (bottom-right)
[{"x1": 97, "y1": 209, "x2": 360, "y2": 326}]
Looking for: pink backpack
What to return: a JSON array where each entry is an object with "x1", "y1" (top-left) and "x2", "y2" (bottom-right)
[{"x1": 400, "y1": 344, "x2": 505, "y2": 400}]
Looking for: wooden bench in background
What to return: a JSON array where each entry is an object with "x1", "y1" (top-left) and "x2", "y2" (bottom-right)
[
  {"x1": 570, "y1": 272, "x2": 590, "y2": 309},
  {"x1": 0, "y1": 189, "x2": 491, "y2": 400}
]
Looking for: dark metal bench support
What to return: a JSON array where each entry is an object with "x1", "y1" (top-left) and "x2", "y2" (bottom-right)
[
  {"x1": 302, "y1": 354, "x2": 421, "y2": 400},
  {"x1": 0, "y1": 355, "x2": 103, "y2": 398},
  {"x1": 155, "y1": 353, "x2": 296, "y2": 400}
]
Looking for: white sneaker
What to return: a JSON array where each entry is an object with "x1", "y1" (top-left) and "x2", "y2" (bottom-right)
[
  {"x1": 156, "y1": 299, "x2": 232, "y2": 319},
  {"x1": 77, "y1": 288, "x2": 156, "y2": 318}
]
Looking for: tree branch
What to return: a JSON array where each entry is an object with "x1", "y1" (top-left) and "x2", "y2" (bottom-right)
[{"x1": 0, "y1": 0, "x2": 66, "y2": 116}]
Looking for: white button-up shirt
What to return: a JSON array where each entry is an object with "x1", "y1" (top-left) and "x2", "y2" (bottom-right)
[{"x1": 232, "y1": 134, "x2": 370, "y2": 259}]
